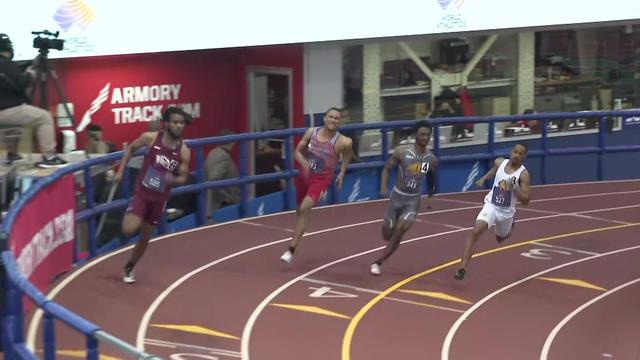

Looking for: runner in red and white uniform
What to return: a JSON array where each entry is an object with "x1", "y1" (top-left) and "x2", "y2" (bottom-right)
[{"x1": 280, "y1": 107, "x2": 352, "y2": 263}]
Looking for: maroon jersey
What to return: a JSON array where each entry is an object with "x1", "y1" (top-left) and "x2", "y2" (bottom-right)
[{"x1": 135, "y1": 132, "x2": 182, "y2": 201}]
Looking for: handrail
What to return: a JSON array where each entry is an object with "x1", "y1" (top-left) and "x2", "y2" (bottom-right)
[
  {"x1": 2, "y1": 109, "x2": 639, "y2": 359},
  {"x1": 1, "y1": 252, "x2": 159, "y2": 359}
]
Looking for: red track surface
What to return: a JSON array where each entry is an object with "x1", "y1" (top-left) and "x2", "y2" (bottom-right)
[{"x1": 25, "y1": 180, "x2": 640, "y2": 359}]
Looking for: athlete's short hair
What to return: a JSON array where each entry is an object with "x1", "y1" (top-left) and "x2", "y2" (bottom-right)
[
  {"x1": 415, "y1": 119, "x2": 432, "y2": 134},
  {"x1": 515, "y1": 142, "x2": 528, "y2": 154},
  {"x1": 161, "y1": 106, "x2": 192, "y2": 125},
  {"x1": 325, "y1": 107, "x2": 342, "y2": 116}
]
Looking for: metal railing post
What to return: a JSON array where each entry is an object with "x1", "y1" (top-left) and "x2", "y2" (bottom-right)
[
  {"x1": 86, "y1": 335, "x2": 99, "y2": 360},
  {"x1": 541, "y1": 119, "x2": 548, "y2": 184},
  {"x1": 284, "y1": 136, "x2": 295, "y2": 210},
  {"x1": 487, "y1": 120, "x2": 495, "y2": 156},
  {"x1": 432, "y1": 125, "x2": 441, "y2": 192},
  {"x1": 83, "y1": 168, "x2": 97, "y2": 258},
  {"x1": 194, "y1": 146, "x2": 207, "y2": 225},
  {"x1": 43, "y1": 312, "x2": 56, "y2": 360},
  {"x1": 598, "y1": 116, "x2": 606, "y2": 181},
  {"x1": 238, "y1": 140, "x2": 248, "y2": 217},
  {"x1": 381, "y1": 128, "x2": 389, "y2": 162}
]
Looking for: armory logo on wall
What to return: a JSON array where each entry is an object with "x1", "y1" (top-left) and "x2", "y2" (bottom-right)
[{"x1": 76, "y1": 82, "x2": 201, "y2": 132}]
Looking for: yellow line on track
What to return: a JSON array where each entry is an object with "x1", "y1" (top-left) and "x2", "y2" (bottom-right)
[{"x1": 341, "y1": 222, "x2": 639, "y2": 360}]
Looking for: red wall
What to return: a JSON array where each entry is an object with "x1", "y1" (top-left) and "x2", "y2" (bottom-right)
[{"x1": 48, "y1": 44, "x2": 304, "y2": 151}]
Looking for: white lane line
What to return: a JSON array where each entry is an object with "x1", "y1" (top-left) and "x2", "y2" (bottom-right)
[
  {"x1": 522, "y1": 207, "x2": 632, "y2": 226},
  {"x1": 533, "y1": 190, "x2": 640, "y2": 203},
  {"x1": 240, "y1": 227, "x2": 469, "y2": 360},
  {"x1": 578, "y1": 204, "x2": 640, "y2": 214},
  {"x1": 534, "y1": 243, "x2": 600, "y2": 256},
  {"x1": 415, "y1": 218, "x2": 467, "y2": 230},
  {"x1": 239, "y1": 220, "x2": 294, "y2": 232},
  {"x1": 301, "y1": 278, "x2": 465, "y2": 313},
  {"x1": 441, "y1": 244, "x2": 640, "y2": 360},
  {"x1": 540, "y1": 277, "x2": 640, "y2": 360},
  {"x1": 438, "y1": 197, "x2": 636, "y2": 225},
  {"x1": 146, "y1": 338, "x2": 241, "y2": 357},
  {"x1": 437, "y1": 190, "x2": 640, "y2": 205}
]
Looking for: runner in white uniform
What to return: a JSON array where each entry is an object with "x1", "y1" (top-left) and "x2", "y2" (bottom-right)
[{"x1": 455, "y1": 143, "x2": 531, "y2": 280}]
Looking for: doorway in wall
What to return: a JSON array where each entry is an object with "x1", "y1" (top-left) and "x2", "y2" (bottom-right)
[{"x1": 247, "y1": 67, "x2": 292, "y2": 197}]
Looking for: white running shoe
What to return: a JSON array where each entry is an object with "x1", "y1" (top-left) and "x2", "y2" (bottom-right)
[
  {"x1": 370, "y1": 263, "x2": 382, "y2": 276},
  {"x1": 280, "y1": 249, "x2": 294, "y2": 264},
  {"x1": 123, "y1": 268, "x2": 136, "y2": 284}
]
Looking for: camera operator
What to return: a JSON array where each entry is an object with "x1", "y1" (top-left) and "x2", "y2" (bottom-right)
[{"x1": 0, "y1": 33, "x2": 67, "y2": 167}]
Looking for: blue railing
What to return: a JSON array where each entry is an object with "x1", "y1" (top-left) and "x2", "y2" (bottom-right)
[{"x1": 1, "y1": 109, "x2": 639, "y2": 358}]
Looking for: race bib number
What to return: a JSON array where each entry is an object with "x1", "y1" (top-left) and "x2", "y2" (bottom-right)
[
  {"x1": 142, "y1": 167, "x2": 167, "y2": 192},
  {"x1": 421, "y1": 161, "x2": 430, "y2": 174},
  {"x1": 491, "y1": 187, "x2": 512, "y2": 207},
  {"x1": 405, "y1": 179, "x2": 418, "y2": 190},
  {"x1": 309, "y1": 157, "x2": 325, "y2": 173}
]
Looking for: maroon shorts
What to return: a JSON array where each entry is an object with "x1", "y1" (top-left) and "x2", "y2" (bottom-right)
[
  {"x1": 295, "y1": 172, "x2": 333, "y2": 206},
  {"x1": 126, "y1": 194, "x2": 167, "y2": 226}
]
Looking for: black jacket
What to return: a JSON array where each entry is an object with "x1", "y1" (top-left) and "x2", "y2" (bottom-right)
[{"x1": 0, "y1": 55, "x2": 31, "y2": 109}]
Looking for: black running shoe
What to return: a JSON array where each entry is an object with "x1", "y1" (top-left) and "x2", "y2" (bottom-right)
[
  {"x1": 36, "y1": 155, "x2": 69, "y2": 168},
  {"x1": 5, "y1": 152, "x2": 23, "y2": 164},
  {"x1": 454, "y1": 268, "x2": 466, "y2": 280}
]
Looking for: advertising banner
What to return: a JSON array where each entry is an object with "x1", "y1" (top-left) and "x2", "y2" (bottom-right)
[{"x1": 10, "y1": 175, "x2": 76, "y2": 293}]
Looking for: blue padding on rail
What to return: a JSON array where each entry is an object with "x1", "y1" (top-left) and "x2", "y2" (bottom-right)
[
  {"x1": 605, "y1": 145, "x2": 640, "y2": 153},
  {"x1": 547, "y1": 147, "x2": 601, "y2": 155},
  {"x1": 43, "y1": 302, "x2": 99, "y2": 335},
  {"x1": 14, "y1": 343, "x2": 38, "y2": 360},
  {"x1": 2, "y1": 252, "x2": 49, "y2": 306},
  {"x1": 2, "y1": 252, "x2": 100, "y2": 335}
]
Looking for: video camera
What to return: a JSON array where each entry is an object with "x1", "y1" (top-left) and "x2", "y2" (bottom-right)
[{"x1": 32, "y1": 30, "x2": 64, "y2": 51}]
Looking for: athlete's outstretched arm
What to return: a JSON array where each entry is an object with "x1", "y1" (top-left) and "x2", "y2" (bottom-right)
[
  {"x1": 424, "y1": 156, "x2": 439, "y2": 209},
  {"x1": 335, "y1": 136, "x2": 353, "y2": 189},
  {"x1": 172, "y1": 144, "x2": 192, "y2": 186},
  {"x1": 426, "y1": 156, "x2": 439, "y2": 197},
  {"x1": 114, "y1": 132, "x2": 156, "y2": 183},
  {"x1": 379, "y1": 148, "x2": 401, "y2": 197},
  {"x1": 474, "y1": 157, "x2": 504, "y2": 188},
  {"x1": 516, "y1": 169, "x2": 531, "y2": 205},
  {"x1": 294, "y1": 128, "x2": 314, "y2": 176}
]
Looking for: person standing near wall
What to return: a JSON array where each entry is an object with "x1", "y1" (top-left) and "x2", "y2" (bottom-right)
[
  {"x1": 370, "y1": 120, "x2": 438, "y2": 275},
  {"x1": 280, "y1": 107, "x2": 352, "y2": 263},
  {"x1": 114, "y1": 107, "x2": 192, "y2": 284},
  {"x1": 454, "y1": 143, "x2": 531, "y2": 280},
  {"x1": 0, "y1": 33, "x2": 67, "y2": 167}
]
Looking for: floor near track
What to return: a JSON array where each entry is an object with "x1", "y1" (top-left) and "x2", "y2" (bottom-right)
[{"x1": 26, "y1": 180, "x2": 640, "y2": 359}]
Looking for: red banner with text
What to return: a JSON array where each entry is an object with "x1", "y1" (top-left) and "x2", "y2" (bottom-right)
[{"x1": 9, "y1": 175, "x2": 76, "y2": 294}]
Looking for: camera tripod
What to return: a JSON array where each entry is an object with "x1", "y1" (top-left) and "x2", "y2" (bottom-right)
[{"x1": 31, "y1": 47, "x2": 76, "y2": 126}]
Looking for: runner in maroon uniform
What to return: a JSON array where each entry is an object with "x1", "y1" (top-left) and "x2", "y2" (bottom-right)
[
  {"x1": 280, "y1": 107, "x2": 352, "y2": 263},
  {"x1": 115, "y1": 107, "x2": 192, "y2": 283}
]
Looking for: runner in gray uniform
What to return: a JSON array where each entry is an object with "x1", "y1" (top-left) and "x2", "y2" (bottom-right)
[{"x1": 370, "y1": 120, "x2": 438, "y2": 275}]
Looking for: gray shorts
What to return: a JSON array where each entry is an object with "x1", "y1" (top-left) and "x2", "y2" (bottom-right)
[{"x1": 384, "y1": 188, "x2": 421, "y2": 228}]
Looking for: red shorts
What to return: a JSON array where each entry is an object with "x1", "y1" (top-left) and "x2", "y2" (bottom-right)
[
  {"x1": 295, "y1": 172, "x2": 333, "y2": 206},
  {"x1": 126, "y1": 193, "x2": 167, "y2": 226}
]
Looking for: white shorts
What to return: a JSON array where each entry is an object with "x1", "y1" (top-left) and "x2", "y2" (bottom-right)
[{"x1": 476, "y1": 203, "x2": 515, "y2": 238}]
